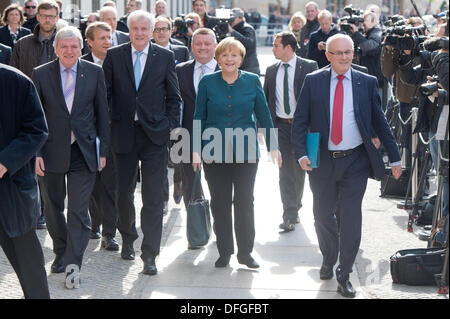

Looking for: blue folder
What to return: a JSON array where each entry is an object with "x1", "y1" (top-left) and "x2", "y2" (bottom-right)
[{"x1": 306, "y1": 132, "x2": 320, "y2": 168}]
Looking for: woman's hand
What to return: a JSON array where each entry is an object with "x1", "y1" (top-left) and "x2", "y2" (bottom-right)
[
  {"x1": 192, "y1": 152, "x2": 202, "y2": 172},
  {"x1": 271, "y1": 150, "x2": 282, "y2": 168}
]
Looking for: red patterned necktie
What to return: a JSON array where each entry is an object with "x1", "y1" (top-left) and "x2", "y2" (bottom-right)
[{"x1": 331, "y1": 74, "x2": 345, "y2": 146}]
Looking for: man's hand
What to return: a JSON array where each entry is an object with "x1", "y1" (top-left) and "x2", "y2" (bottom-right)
[
  {"x1": 0, "y1": 163, "x2": 7, "y2": 179},
  {"x1": 271, "y1": 150, "x2": 282, "y2": 168},
  {"x1": 349, "y1": 24, "x2": 358, "y2": 34},
  {"x1": 371, "y1": 137, "x2": 381, "y2": 149},
  {"x1": 100, "y1": 157, "x2": 106, "y2": 171},
  {"x1": 391, "y1": 164, "x2": 402, "y2": 180},
  {"x1": 228, "y1": 24, "x2": 233, "y2": 34},
  {"x1": 36, "y1": 157, "x2": 45, "y2": 176},
  {"x1": 300, "y1": 156, "x2": 312, "y2": 171},
  {"x1": 192, "y1": 152, "x2": 202, "y2": 172},
  {"x1": 318, "y1": 41, "x2": 326, "y2": 51}
]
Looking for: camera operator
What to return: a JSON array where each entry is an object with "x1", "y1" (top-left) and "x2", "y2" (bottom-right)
[
  {"x1": 172, "y1": 13, "x2": 201, "y2": 49},
  {"x1": 381, "y1": 17, "x2": 424, "y2": 168},
  {"x1": 226, "y1": 8, "x2": 260, "y2": 75},
  {"x1": 348, "y1": 11, "x2": 384, "y2": 88}
]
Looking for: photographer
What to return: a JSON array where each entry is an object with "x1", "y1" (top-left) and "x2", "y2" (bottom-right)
[
  {"x1": 227, "y1": 8, "x2": 260, "y2": 75},
  {"x1": 348, "y1": 11, "x2": 384, "y2": 87},
  {"x1": 172, "y1": 13, "x2": 201, "y2": 49}
]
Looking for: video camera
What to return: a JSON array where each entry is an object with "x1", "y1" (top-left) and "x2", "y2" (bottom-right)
[
  {"x1": 382, "y1": 24, "x2": 427, "y2": 52},
  {"x1": 212, "y1": 7, "x2": 234, "y2": 42},
  {"x1": 173, "y1": 15, "x2": 196, "y2": 37},
  {"x1": 340, "y1": 5, "x2": 365, "y2": 35}
]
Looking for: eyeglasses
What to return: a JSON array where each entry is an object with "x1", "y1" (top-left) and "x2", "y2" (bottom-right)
[
  {"x1": 154, "y1": 27, "x2": 170, "y2": 33},
  {"x1": 327, "y1": 50, "x2": 354, "y2": 57},
  {"x1": 25, "y1": 6, "x2": 37, "y2": 9},
  {"x1": 38, "y1": 14, "x2": 58, "y2": 20}
]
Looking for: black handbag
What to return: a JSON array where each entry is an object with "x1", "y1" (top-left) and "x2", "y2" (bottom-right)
[
  {"x1": 390, "y1": 247, "x2": 446, "y2": 286},
  {"x1": 186, "y1": 171, "x2": 211, "y2": 247}
]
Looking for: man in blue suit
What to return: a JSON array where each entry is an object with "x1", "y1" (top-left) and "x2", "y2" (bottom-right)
[{"x1": 292, "y1": 34, "x2": 402, "y2": 298}]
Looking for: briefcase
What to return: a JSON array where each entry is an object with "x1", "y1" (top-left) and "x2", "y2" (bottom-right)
[
  {"x1": 390, "y1": 247, "x2": 446, "y2": 286},
  {"x1": 380, "y1": 167, "x2": 410, "y2": 198},
  {"x1": 186, "y1": 171, "x2": 211, "y2": 247}
]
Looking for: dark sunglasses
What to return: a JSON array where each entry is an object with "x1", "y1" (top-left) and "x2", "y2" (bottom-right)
[{"x1": 25, "y1": 5, "x2": 37, "y2": 9}]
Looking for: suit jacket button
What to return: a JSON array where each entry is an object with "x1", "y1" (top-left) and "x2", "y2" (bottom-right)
[
  {"x1": 228, "y1": 113, "x2": 232, "y2": 117},
  {"x1": 228, "y1": 95, "x2": 232, "y2": 99},
  {"x1": 228, "y1": 104, "x2": 232, "y2": 108}
]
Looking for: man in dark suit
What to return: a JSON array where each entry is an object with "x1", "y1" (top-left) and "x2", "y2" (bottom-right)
[
  {"x1": 0, "y1": 64, "x2": 50, "y2": 299},
  {"x1": 32, "y1": 26, "x2": 110, "y2": 289},
  {"x1": 0, "y1": 43, "x2": 11, "y2": 64},
  {"x1": 175, "y1": 27, "x2": 217, "y2": 218},
  {"x1": 103, "y1": 10, "x2": 181, "y2": 276},
  {"x1": 81, "y1": 21, "x2": 120, "y2": 250},
  {"x1": 99, "y1": 6, "x2": 129, "y2": 47},
  {"x1": 292, "y1": 34, "x2": 401, "y2": 298},
  {"x1": 264, "y1": 31, "x2": 318, "y2": 232}
]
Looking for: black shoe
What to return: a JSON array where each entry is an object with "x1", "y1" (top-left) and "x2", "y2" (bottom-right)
[
  {"x1": 337, "y1": 279, "x2": 356, "y2": 298},
  {"x1": 102, "y1": 236, "x2": 120, "y2": 251},
  {"x1": 142, "y1": 257, "x2": 158, "y2": 275},
  {"x1": 188, "y1": 244, "x2": 201, "y2": 250},
  {"x1": 279, "y1": 220, "x2": 295, "y2": 232},
  {"x1": 51, "y1": 254, "x2": 64, "y2": 273},
  {"x1": 173, "y1": 182, "x2": 183, "y2": 204},
  {"x1": 320, "y1": 264, "x2": 334, "y2": 280},
  {"x1": 237, "y1": 254, "x2": 260, "y2": 269},
  {"x1": 36, "y1": 215, "x2": 46, "y2": 230},
  {"x1": 121, "y1": 243, "x2": 135, "y2": 260},
  {"x1": 90, "y1": 227, "x2": 101, "y2": 239},
  {"x1": 163, "y1": 201, "x2": 169, "y2": 215},
  {"x1": 214, "y1": 255, "x2": 230, "y2": 268}
]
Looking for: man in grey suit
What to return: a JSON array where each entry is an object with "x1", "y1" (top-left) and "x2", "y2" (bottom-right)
[
  {"x1": 100, "y1": 6, "x2": 129, "y2": 47},
  {"x1": 31, "y1": 26, "x2": 110, "y2": 289},
  {"x1": 264, "y1": 31, "x2": 318, "y2": 232},
  {"x1": 0, "y1": 43, "x2": 11, "y2": 64}
]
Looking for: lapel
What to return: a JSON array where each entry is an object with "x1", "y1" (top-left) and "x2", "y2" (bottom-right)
[
  {"x1": 71, "y1": 59, "x2": 85, "y2": 113},
  {"x1": 186, "y1": 60, "x2": 196, "y2": 99},
  {"x1": 123, "y1": 43, "x2": 136, "y2": 91},
  {"x1": 322, "y1": 68, "x2": 332, "y2": 128},
  {"x1": 50, "y1": 60, "x2": 69, "y2": 114},
  {"x1": 351, "y1": 68, "x2": 363, "y2": 132},
  {"x1": 294, "y1": 57, "x2": 303, "y2": 100},
  {"x1": 138, "y1": 42, "x2": 156, "y2": 91}
]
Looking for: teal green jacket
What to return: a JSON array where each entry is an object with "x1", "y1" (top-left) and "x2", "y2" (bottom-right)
[{"x1": 193, "y1": 70, "x2": 277, "y2": 163}]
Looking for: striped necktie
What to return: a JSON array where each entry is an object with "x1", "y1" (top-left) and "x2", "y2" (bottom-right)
[{"x1": 64, "y1": 68, "x2": 76, "y2": 143}]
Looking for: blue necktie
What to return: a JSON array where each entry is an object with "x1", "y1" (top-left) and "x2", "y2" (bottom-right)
[{"x1": 134, "y1": 51, "x2": 144, "y2": 90}]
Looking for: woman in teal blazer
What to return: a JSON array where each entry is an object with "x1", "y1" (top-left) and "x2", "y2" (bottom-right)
[{"x1": 193, "y1": 37, "x2": 281, "y2": 269}]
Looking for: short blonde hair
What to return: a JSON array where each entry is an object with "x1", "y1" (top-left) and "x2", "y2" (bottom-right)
[
  {"x1": 318, "y1": 9, "x2": 332, "y2": 21},
  {"x1": 214, "y1": 37, "x2": 246, "y2": 61},
  {"x1": 288, "y1": 12, "x2": 306, "y2": 32}
]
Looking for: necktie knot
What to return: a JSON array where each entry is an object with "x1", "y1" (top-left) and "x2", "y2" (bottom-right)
[
  {"x1": 337, "y1": 74, "x2": 345, "y2": 81},
  {"x1": 283, "y1": 63, "x2": 289, "y2": 70}
]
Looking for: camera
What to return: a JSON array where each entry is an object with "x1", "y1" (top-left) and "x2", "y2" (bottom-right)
[
  {"x1": 212, "y1": 7, "x2": 234, "y2": 42},
  {"x1": 173, "y1": 15, "x2": 196, "y2": 37},
  {"x1": 340, "y1": 5, "x2": 364, "y2": 35},
  {"x1": 382, "y1": 25, "x2": 427, "y2": 51},
  {"x1": 420, "y1": 75, "x2": 440, "y2": 96}
]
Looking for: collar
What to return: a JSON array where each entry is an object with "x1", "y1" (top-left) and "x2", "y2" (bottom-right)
[
  {"x1": 91, "y1": 53, "x2": 103, "y2": 64},
  {"x1": 331, "y1": 67, "x2": 352, "y2": 81},
  {"x1": 8, "y1": 25, "x2": 19, "y2": 34},
  {"x1": 59, "y1": 60, "x2": 78, "y2": 73},
  {"x1": 131, "y1": 43, "x2": 150, "y2": 56},
  {"x1": 279, "y1": 55, "x2": 297, "y2": 69},
  {"x1": 195, "y1": 58, "x2": 217, "y2": 70}
]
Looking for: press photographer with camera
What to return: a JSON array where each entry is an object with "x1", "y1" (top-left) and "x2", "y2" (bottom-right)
[
  {"x1": 347, "y1": 11, "x2": 384, "y2": 88},
  {"x1": 225, "y1": 8, "x2": 260, "y2": 75},
  {"x1": 172, "y1": 13, "x2": 201, "y2": 49}
]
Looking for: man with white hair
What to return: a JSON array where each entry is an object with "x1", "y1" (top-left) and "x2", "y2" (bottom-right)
[
  {"x1": 307, "y1": 10, "x2": 339, "y2": 68},
  {"x1": 99, "y1": 5, "x2": 129, "y2": 46},
  {"x1": 103, "y1": 10, "x2": 181, "y2": 276},
  {"x1": 31, "y1": 26, "x2": 110, "y2": 289},
  {"x1": 292, "y1": 34, "x2": 401, "y2": 298}
]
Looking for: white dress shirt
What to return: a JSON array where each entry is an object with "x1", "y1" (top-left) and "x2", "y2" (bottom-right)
[
  {"x1": 275, "y1": 55, "x2": 297, "y2": 118},
  {"x1": 328, "y1": 68, "x2": 363, "y2": 151},
  {"x1": 91, "y1": 53, "x2": 103, "y2": 66},
  {"x1": 194, "y1": 59, "x2": 217, "y2": 93}
]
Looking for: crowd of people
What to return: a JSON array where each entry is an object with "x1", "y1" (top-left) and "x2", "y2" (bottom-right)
[{"x1": 0, "y1": 0, "x2": 448, "y2": 300}]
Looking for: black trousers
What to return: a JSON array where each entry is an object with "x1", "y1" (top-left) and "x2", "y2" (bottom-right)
[
  {"x1": 309, "y1": 147, "x2": 370, "y2": 282},
  {"x1": 277, "y1": 121, "x2": 305, "y2": 222},
  {"x1": 0, "y1": 225, "x2": 50, "y2": 299},
  {"x1": 40, "y1": 142, "x2": 96, "y2": 269},
  {"x1": 88, "y1": 150, "x2": 117, "y2": 237},
  {"x1": 203, "y1": 161, "x2": 258, "y2": 257},
  {"x1": 113, "y1": 124, "x2": 167, "y2": 260}
]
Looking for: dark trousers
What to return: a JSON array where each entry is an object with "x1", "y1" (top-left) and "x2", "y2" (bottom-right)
[
  {"x1": 277, "y1": 121, "x2": 305, "y2": 222},
  {"x1": 163, "y1": 158, "x2": 183, "y2": 202},
  {"x1": 88, "y1": 151, "x2": 117, "y2": 237},
  {"x1": 113, "y1": 124, "x2": 167, "y2": 260},
  {"x1": 309, "y1": 147, "x2": 370, "y2": 282},
  {"x1": 181, "y1": 162, "x2": 203, "y2": 210},
  {"x1": 203, "y1": 161, "x2": 258, "y2": 257},
  {"x1": 399, "y1": 102, "x2": 412, "y2": 168},
  {"x1": 0, "y1": 225, "x2": 50, "y2": 299},
  {"x1": 40, "y1": 142, "x2": 96, "y2": 269}
]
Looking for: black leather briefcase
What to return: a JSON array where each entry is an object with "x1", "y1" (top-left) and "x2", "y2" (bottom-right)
[
  {"x1": 380, "y1": 167, "x2": 410, "y2": 198},
  {"x1": 390, "y1": 247, "x2": 446, "y2": 286}
]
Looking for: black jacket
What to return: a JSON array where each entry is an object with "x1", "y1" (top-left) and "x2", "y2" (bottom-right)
[
  {"x1": 433, "y1": 51, "x2": 449, "y2": 92},
  {"x1": 352, "y1": 27, "x2": 383, "y2": 86},
  {"x1": 0, "y1": 26, "x2": 31, "y2": 51},
  {"x1": 22, "y1": 16, "x2": 38, "y2": 33},
  {"x1": 0, "y1": 43, "x2": 11, "y2": 64},
  {"x1": 0, "y1": 64, "x2": 48, "y2": 237},
  {"x1": 298, "y1": 19, "x2": 320, "y2": 58},
  {"x1": 307, "y1": 24, "x2": 339, "y2": 68},
  {"x1": 231, "y1": 20, "x2": 260, "y2": 75}
]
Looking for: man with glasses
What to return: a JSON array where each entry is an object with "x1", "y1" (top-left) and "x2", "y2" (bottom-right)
[
  {"x1": 292, "y1": 34, "x2": 401, "y2": 298},
  {"x1": 23, "y1": 0, "x2": 39, "y2": 32}
]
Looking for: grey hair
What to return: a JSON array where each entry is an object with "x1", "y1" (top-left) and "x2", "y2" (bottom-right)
[
  {"x1": 305, "y1": 1, "x2": 319, "y2": 9},
  {"x1": 318, "y1": 9, "x2": 332, "y2": 20},
  {"x1": 127, "y1": 10, "x2": 155, "y2": 31},
  {"x1": 53, "y1": 26, "x2": 83, "y2": 49},
  {"x1": 99, "y1": 5, "x2": 117, "y2": 20},
  {"x1": 326, "y1": 33, "x2": 353, "y2": 52}
]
